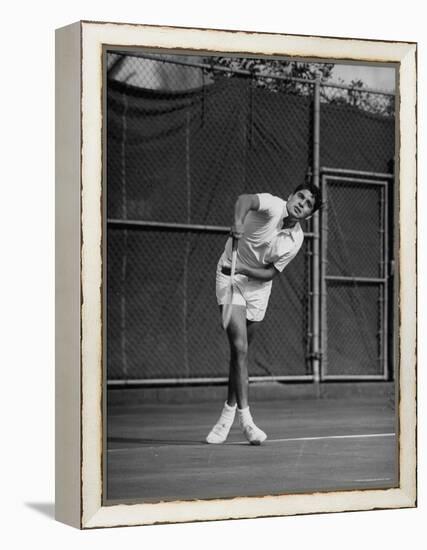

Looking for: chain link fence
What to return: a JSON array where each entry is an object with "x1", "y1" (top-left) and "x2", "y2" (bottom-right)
[{"x1": 106, "y1": 51, "x2": 395, "y2": 384}]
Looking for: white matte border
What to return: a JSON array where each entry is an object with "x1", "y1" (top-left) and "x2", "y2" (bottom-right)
[{"x1": 80, "y1": 21, "x2": 416, "y2": 528}]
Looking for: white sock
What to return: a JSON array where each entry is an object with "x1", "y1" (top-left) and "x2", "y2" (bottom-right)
[
  {"x1": 221, "y1": 402, "x2": 236, "y2": 422},
  {"x1": 224, "y1": 402, "x2": 236, "y2": 412}
]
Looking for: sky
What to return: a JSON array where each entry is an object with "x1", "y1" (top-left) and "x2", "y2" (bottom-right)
[
  {"x1": 331, "y1": 63, "x2": 396, "y2": 92},
  {"x1": 109, "y1": 52, "x2": 396, "y2": 94}
]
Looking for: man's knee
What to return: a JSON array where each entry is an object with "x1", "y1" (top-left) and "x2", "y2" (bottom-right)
[{"x1": 231, "y1": 336, "x2": 248, "y2": 359}]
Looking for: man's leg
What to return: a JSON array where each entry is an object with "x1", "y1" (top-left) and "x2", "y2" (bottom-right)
[
  {"x1": 226, "y1": 319, "x2": 258, "y2": 407},
  {"x1": 207, "y1": 308, "x2": 266, "y2": 445},
  {"x1": 226, "y1": 305, "x2": 250, "y2": 408},
  {"x1": 231, "y1": 319, "x2": 266, "y2": 445},
  {"x1": 206, "y1": 305, "x2": 247, "y2": 444}
]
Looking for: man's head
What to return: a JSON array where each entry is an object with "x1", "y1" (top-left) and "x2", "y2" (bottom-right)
[{"x1": 286, "y1": 184, "x2": 322, "y2": 220}]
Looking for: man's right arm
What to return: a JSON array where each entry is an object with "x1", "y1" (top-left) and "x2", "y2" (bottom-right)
[{"x1": 232, "y1": 194, "x2": 260, "y2": 238}]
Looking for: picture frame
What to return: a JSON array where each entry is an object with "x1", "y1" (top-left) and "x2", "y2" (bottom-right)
[{"x1": 55, "y1": 20, "x2": 417, "y2": 529}]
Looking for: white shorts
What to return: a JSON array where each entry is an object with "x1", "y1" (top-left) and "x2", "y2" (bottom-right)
[{"x1": 215, "y1": 260, "x2": 272, "y2": 322}]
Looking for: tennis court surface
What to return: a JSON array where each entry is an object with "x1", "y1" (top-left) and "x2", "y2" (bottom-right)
[{"x1": 106, "y1": 385, "x2": 397, "y2": 503}]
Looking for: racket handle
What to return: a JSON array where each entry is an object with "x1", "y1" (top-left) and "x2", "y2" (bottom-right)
[
  {"x1": 222, "y1": 237, "x2": 238, "y2": 331},
  {"x1": 231, "y1": 235, "x2": 238, "y2": 252},
  {"x1": 230, "y1": 238, "x2": 238, "y2": 281}
]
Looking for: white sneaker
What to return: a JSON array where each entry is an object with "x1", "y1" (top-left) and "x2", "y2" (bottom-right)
[
  {"x1": 237, "y1": 406, "x2": 267, "y2": 445},
  {"x1": 206, "y1": 419, "x2": 233, "y2": 444},
  {"x1": 241, "y1": 423, "x2": 267, "y2": 445},
  {"x1": 206, "y1": 403, "x2": 236, "y2": 444}
]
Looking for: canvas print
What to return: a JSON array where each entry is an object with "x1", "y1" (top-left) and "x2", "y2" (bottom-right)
[{"x1": 104, "y1": 48, "x2": 397, "y2": 504}]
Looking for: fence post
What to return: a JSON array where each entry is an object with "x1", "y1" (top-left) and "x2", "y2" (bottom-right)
[
  {"x1": 312, "y1": 74, "x2": 321, "y2": 388},
  {"x1": 320, "y1": 176, "x2": 328, "y2": 378},
  {"x1": 120, "y1": 92, "x2": 128, "y2": 378}
]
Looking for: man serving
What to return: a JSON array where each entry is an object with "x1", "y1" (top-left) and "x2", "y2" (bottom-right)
[{"x1": 207, "y1": 185, "x2": 322, "y2": 445}]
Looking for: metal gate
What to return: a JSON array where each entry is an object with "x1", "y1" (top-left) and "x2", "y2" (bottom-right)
[{"x1": 320, "y1": 168, "x2": 393, "y2": 380}]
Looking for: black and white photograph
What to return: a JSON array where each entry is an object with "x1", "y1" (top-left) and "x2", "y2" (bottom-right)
[
  {"x1": 104, "y1": 48, "x2": 399, "y2": 504},
  {"x1": 2, "y1": 0, "x2": 422, "y2": 545},
  {"x1": 53, "y1": 19, "x2": 416, "y2": 530}
]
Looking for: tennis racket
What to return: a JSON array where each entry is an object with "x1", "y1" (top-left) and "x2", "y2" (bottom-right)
[{"x1": 221, "y1": 236, "x2": 238, "y2": 330}]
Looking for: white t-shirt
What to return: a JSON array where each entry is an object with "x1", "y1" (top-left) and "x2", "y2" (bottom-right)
[{"x1": 221, "y1": 193, "x2": 304, "y2": 273}]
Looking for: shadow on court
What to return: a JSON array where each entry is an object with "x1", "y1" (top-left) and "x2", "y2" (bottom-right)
[
  {"x1": 108, "y1": 436, "x2": 206, "y2": 446},
  {"x1": 106, "y1": 388, "x2": 397, "y2": 503}
]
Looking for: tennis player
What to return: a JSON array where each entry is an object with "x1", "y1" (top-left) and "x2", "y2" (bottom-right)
[{"x1": 206, "y1": 185, "x2": 322, "y2": 445}]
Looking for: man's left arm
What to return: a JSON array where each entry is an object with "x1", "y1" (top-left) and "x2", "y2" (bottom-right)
[
  {"x1": 222, "y1": 261, "x2": 279, "y2": 281},
  {"x1": 239, "y1": 263, "x2": 279, "y2": 281},
  {"x1": 239, "y1": 247, "x2": 298, "y2": 281}
]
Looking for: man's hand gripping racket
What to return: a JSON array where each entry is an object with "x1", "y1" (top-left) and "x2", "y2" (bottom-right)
[{"x1": 221, "y1": 236, "x2": 238, "y2": 331}]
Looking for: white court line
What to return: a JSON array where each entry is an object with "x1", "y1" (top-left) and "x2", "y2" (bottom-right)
[
  {"x1": 108, "y1": 432, "x2": 395, "y2": 453},
  {"x1": 352, "y1": 478, "x2": 393, "y2": 482},
  {"x1": 225, "y1": 432, "x2": 396, "y2": 446}
]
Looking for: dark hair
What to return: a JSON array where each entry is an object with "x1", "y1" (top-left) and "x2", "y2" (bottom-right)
[{"x1": 292, "y1": 183, "x2": 323, "y2": 213}]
